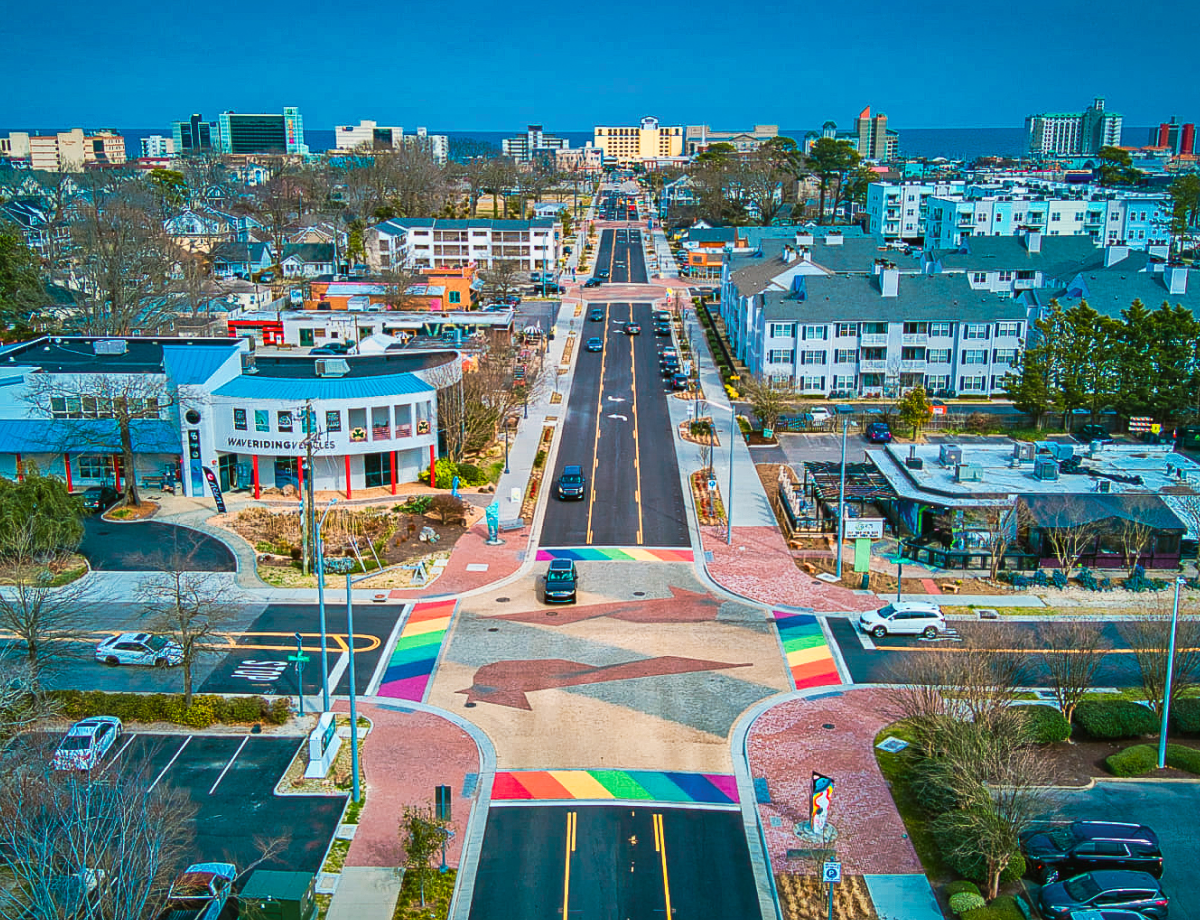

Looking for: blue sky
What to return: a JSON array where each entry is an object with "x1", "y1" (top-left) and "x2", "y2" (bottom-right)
[{"x1": 3, "y1": 0, "x2": 1198, "y2": 130}]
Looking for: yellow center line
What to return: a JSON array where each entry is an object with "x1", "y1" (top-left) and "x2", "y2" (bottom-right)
[
  {"x1": 630, "y1": 304, "x2": 644, "y2": 545},
  {"x1": 653, "y1": 813, "x2": 673, "y2": 918},
  {"x1": 586, "y1": 303, "x2": 608, "y2": 544},
  {"x1": 562, "y1": 811, "x2": 577, "y2": 919}
]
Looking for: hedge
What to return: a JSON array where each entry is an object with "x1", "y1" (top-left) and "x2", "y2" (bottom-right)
[
  {"x1": 1165, "y1": 743, "x2": 1200, "y2": 774},
  {"x1": 1170, "y1": 697, "x2": 1200, "y2": 733},
  {"x1": 938, "y1": 836, "x2": 1025, "y2": 888},
  {"x1": 945, "y1": 881, "x2": 982, "y2": 898},
  {"x1": 1021, "y1": 705, "x2": 1071, "y2": 743},
  {"x1": 1108, "y1": 742, "x2": 1200, "y2": 776},
  {"x1": 418, "y1": 458, "x2": 490, "y2": 488},
  {"x1": 48, "y1": 690, "x2": 290, "y2": 728},
  {"x1": 949, "y1": 891, "x2": 987, "y2": 915},
  {"x1": 963, "y1": 896, "x2": 1027, "y2": 920},
  {"x1": 1073, "y1": 699, "x2": 1158, "y2": 739}
]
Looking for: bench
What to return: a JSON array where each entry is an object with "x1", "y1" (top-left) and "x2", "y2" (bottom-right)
[{"x1": 498, "y1": 518, "x2": 524, "y2": 532}]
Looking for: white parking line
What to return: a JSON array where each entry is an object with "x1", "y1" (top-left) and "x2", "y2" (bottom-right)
[
  {"x1": 856, "y1": 626, "x2": 877, "y2": 651},
  {"x1": 148, "y1": 736, "x2": 190, "y2": 792},
  {"x1": 208, "y1": 736, "x2": 249, "y2": 795},
  {"x1": 98, "y1": 732, "x2": 137, "y2": 775}
]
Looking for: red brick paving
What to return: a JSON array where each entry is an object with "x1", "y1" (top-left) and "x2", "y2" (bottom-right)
[
  {"x1": 336, "y1": 702, "x2": 480, "y2": 868},
  {"x1": 386, "y1": 520, "x2": 529, "y2": 598},
  {"x1": 702, "y1": 525, "x2": 879, "y2": 613},
  {"x1": 747, "y1": 688, "x2": 922, "y2": 875}
]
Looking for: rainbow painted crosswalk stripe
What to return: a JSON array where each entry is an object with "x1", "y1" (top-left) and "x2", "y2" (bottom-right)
[
  {"x1": 536, "y1": 547, "x2": 693, "y2": 563},
  {"x1": 377, "y1": 599, "x2": 457, "y2": 701},
  {"x1": 774, "y1": 612, "x2": 841, "y2": 690},
  {"x1": 492, "y1": 769, "x2": 738, "y2": 805}
]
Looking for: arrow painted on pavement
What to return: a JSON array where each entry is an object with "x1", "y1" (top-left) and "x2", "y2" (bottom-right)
[
  {"x1": 606, "y1": 396, "x2": 626, "y2": 402},
  {"x1": 607, "y1": 413, "x2": 629, "y2": 421}
]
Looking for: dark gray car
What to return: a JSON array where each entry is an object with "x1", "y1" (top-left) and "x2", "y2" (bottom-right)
[{"x1": 1039, "y1": 870, "x2": 1168, "y2": 920}]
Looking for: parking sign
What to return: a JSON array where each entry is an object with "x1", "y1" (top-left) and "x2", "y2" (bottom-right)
[{"x1": 822, "y1": 862, "x2": 842, "y2": 884}]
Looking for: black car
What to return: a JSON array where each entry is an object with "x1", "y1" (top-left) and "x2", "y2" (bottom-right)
[
  {"x1": 625, "y1": 322, "x2": 641, "y2": 335},
  {"x1": 671, "y1": 373, "x2": 690, "y2": 390},
  {"x1": 661, "y1": 362, "x2": 680, "y2": 378},
  {"x1": 1076, "y1": 424, "x2": 1114, "y2": 445},
  {"x1": 1022, "y1": 821, "x2": 1162, "y2": 883},
  {"x1": 865, "y1": 422, "x2": 893, "y2": 443},
  {"x1": 1038, "y1": 870, "x2": 1168, "y2": 920},
  {"x1": 80, "y1": 485, "x2": 119, "y2": 513},
  {"x1": 556, "y1": 465, "x2": 587, "y2": 501},
  {"x1": 584, "y1": 278, "x2": 602, "y2": 288},
  {"x1": 544, "y1": 559, "x2": 578, "y2": 604},
  {"x1": 588, "y1": 307, "x2": 605, "y2": 321}
]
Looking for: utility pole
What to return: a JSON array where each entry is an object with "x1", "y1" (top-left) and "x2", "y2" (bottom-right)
[{"x1": 301, "y1": 401, "x2": 317, "y2": 575}]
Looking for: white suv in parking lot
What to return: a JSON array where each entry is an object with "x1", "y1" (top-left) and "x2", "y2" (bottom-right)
[{"x1": 858, "y1": 601, "x2": 945, "y2": 639}]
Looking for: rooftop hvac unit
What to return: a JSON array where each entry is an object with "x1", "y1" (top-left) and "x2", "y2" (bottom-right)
[
  {"x1": 314, "y1": 358, "x2": 350, "y2": 377},
  {"x1": 1098, "y1": 480, "x2": 1112, "y2": 493},
  {"x1": 940, "y1": 444, "x2": 963, "y2": 467},
  {"x1": 241, "y1": 353, "x2": 257, "y2": 374},
  {"x1": 1012, "y1": 442, "x2": 1036, "y2": 461},
  {"x1": 93, "y1": 339, "x2": 128, "y2": 355},
  {"x1": 1034, "y1": 458, "x2": 1059, "y2": 481},
  {"x1": 905, "y1": 457, "x2": 924, "y2": 469},
  {"x1": 955, "y1": 463, "x2": 983, "y2": 482}
]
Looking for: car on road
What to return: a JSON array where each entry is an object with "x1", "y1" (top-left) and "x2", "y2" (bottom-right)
[
  {"x1": 625, "y1": 322, "x2": 641, "y2": 335},
  {"x1": 588, "y1": 307, "x2": 605, "y2": 321},
  {"x1": 52, "y1": 716, "x2": 123, "y2": 771},
  {"x1": 1038, "y1": 870, "x2": 1168, "y2": 920},
  {"x1": 95, "y1": 633, "x2": 183, "y2": 668},
  {"x1": 165, "y1": 862, "x2": 238, "y2": 920},
  {"x1": 584, "y1": 278, "x2": 602, "y2": 288},
  {"x1": 1075, "y1": 424, "x2": 1114, "y2": 445},
  {"x1": 586, "y1": 337, "x2": 603, "y2": 352},
  {"x1": 858, "y1": 601, "x2": 945, "y2": 639},
  {"x1": 1022, "y1": 821, "x2": 1163, "y2": 883},
  {"x1": 865, "y1": 422, "x2": 893, "y2": 443},
  {"x1": 309, "y1": 340, "x2": 354, "y2": 355},
  {"x1": 501, "y1": 294, "x2": 522, "y2": 305},
  {"x1": 80, "y1": 485, "x2": 119, "y2": 513},
  {"x1": 596, "y1": 269, "x2": 609, "y2": 279},
  {"x1": 544, "y1": 558, "x2": 578, "y2": 604},
  {"x1": 655, "y1": 324, "x2": 671, "y2": 336},
  {"x1": 556, "y1": 465, "x2": 587, "y2": 501},
  {"x1": 671, "y1": 373, "x2": 690, "y2": 391}
]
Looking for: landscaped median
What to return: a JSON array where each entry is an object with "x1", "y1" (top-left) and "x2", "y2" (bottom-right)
[{"x1": 48, "y1": 689, "x2": 292, "y2": 728}]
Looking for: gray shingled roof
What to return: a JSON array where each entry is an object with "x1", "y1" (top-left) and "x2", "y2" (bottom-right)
[
  {"x1": 930, "y1": 235, "x2": 1100, "y2": 273},
  {"x1": 1023, "y1": 492, "x2": 1185, "y2": 531},
  {"x1": 1057, "y1": 268, "x2": 1199, "y2": 318}
]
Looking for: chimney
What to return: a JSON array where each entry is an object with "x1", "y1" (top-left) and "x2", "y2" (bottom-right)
[
  {"x1": 825, "y1": 231, "x2": 844, "y2": 246},
  {"x1": 880, "y1": 264, "x2": 900, "y2": 298},
  {"x1": 795, "y1": 231, "x2": 814, "y2": 247},
  {"x1": 1022, "y1": 228, "x2": 1042, "y2": 253},
  {"x1": 783, "y1": 245, "x2": 796, "y2": 263},
  {"x1": 1104, "y1": 243, "x2": 1130, "y2": 267},
  {"x1": 1165, "y1": 264, "x2": 1189, "y2": 295}
]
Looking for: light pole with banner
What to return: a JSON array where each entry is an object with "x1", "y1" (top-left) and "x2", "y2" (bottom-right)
[
  {"x1": 1158, "y1": 575, "x2": 1188, "y2": 769},
  {"x1": 834, "y1": 407, "x2": 855, "y2": 578},
  {"x1": 315, "y1": 498, "x2": 337, "y2": 713}
]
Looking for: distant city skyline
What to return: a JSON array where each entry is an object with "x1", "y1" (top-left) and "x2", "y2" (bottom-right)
[{"x1": 3, "y1": 0, "x2": 1198, "y2": 130}]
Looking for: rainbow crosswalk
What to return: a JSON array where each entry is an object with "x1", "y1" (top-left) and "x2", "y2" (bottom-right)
[
  {"x1": 536, "y1": 547, "x2": 693, "y2": 563},
  {"x1": 774, "y1": 612, "x2": 841, "y2": 690},
  {"x1": 492, "y1": 769, "x2": 738, "y2": 805},
  {"x1": 377, "y1": 599, "x2": 457, "y2": 701}
]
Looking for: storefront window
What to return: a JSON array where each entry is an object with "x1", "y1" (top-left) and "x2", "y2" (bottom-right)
[
  {"x1": 326, "y1": 410, "x2": 342, "y2": 432},
  {"x1": 372, "y1": 407, "x2": 391, "y2": 440},
  {"x1": 277, "y1": 410, "x2": 293, "y2": 433},
  {"x1": 255, "y1": 410, "x2": 269, "y2": 432},
  {"x1": 348, "y1": 408, "x2": 367, "y2": 442},
  {"x1": 364, "y1": 452, "x2": 388, "y2": 488},
  {"x1": 77, "y1": 455, "x2": 110, "y2": 479},
  {"x1": 233, "y1": 408, "x2": 247, "y2": 431},
  {"x1": 395, "y1": 404, "x2": 412, "y2": 437}
]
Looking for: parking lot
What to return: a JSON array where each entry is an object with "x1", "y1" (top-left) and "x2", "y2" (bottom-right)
[{"x1": 27, "y1": 730, "x2": 345, "y2": 875}]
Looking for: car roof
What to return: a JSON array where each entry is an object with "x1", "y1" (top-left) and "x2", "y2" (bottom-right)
[
  {"x1": 1083, "y1": 869, "x2": 1161, "y2": 887},
  {"x1": 548, "y1": 558, "x2": 575, "y2": 570},
  {"x1": 563, "y1": 465, "x2": 583, "y2": 475},
  {"x1": 1073, "y1": 821, "x2": 1158, "y2": 844}
]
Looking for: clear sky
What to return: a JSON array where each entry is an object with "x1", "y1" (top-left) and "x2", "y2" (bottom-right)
[{"x1": 3, "y1": 0, "x2": 1198, "y2": 131}]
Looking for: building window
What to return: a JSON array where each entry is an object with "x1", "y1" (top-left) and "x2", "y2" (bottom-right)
[
  {"x1": 901, "y1": 346, "x2": 926, "y2": 361},
  {"x1": 959, "y1": 375, "x2": 986, "y2": 391},
  {"x1": 834, "y1": 349, "x2": 857, "y2": 364},
  {"x1": 325, "y1": 410, "x2": 341, "y2": 432},
  {"x1": 972, "y1": 272, "x2": 987, "y2": 284},
  {"x1": 929, "y1": 322, "x2": 953, "y2": 337},
  {"x1": 996, "y1": 321, "x2": 1021, "y2": 337},
  {"x1": 449, "y1": 291, "x2": 461, "y2": 304},
  {"x1": 799, "y1": 375, "x2": 825, "y2": 392},
  {"x1": 832, "y1": 374, "x2": 856, "y2": 390},
  {"x1": 372, "y1": 406, "x2": 391, "y2": 440},
  {"x1": 395, "y1": 404, "x2": 413, "y2": 437},
  {"x1": 927, "y1": 348, "x2": 951, "y2": 364},
  {"x1": 926, "y1": 375, "x2": 950, "y2": 391},
  {"x1": 769, "y1": 322, "x2": 795, "y2": 338},
  {"x1": 233, "y1": 408, "x2": 247, "y2": 431},
  {"x1": 1051, "y1": 212, "x2": 1061, "y2": 222},
  {"x1": 277, "y1": 410, "x2": 293, "y2": 433},
  {"x1": 349, "y1": 408, "x2": 368, "y2": 442},
  {"x1": 962, "y1": 349, "x2": 988, "y2": 364},
  {"x1": 993, "y1": 349, "x2": 1017, "y2": 364},
  {"x1": 253, "y1": 410, "x2": 269, "y2": 432},
  {"x1": 963, "y1": 324, "x2": 989, "y2": 339},
  {"x1": 834, "y1": 322, "x2": 858, "y2": 337},
  {"x1": 903, "y1": 322, "x2": 928, "y2": 335},
  {"x1": 767, "y1": 349, "x2": 795, "y2": 364},
  {"x1": 76, "y1": 455, "x2": 110, "y2": 479},
  {"x1": 800, "y1": 350, "x2": 826, "y2": 366},
  {"x1": 801, "y1": 324, "x2": 827, "y2": 341},
  {"x1": 998, "y1": 270, "x2": 1013, "y2": 282}
]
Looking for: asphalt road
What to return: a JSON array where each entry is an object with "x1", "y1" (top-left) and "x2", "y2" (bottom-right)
[
  {"x1": 468, "y1": 805, "x2": 759, "y2": 920},
  {"x1": 80, "y1": 517, "x2": 237, "y2": 572},
  {"x1": 541, "y1": 300, "x2": 688, "y2": 549},
  {"x1": 589, "y1": 225, "x2": 647, "y2": 285}
]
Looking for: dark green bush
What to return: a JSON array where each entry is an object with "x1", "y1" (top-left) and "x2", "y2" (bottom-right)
[
  {"x1": 1021, "y1": 705, "x2": 1071, "y2": 743},
  {"x1": 1106, "y1": 744, "x2": 1158, "y2": 776},
  {"x1": 455, "y1": 462, "x2": 486, "y2": 485},
  {"x1": 46, "y1": 690, "x2": 286, "y2": 726},
  {"x1": 963, "y1": 895, "x2": 1027, "y2": 920},
  {"x1": 1073, "y1": 700, "x2": 1157, "y2": 739},
  {"x1": 1165, "y1": 743, "x2": 1200, "y2": 774},
  {"x1": 945, "y1": 881, "x2": 982, "y2": 898},
  {"x1": 1169, "y1": 697, "x2": 1200, "y2": 733}
]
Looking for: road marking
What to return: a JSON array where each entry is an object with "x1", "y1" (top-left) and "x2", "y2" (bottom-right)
[
  {"x1": 653, "y1": 813, "x2": 673, "y2": 918},
  {"x1": 630, "y1": 307, "x2": 644, "y2": 545},
  {"x1": 327, "y1": 650, "x2": 351, "y2": 695},
  {"x1": 231, "y1": 659, "x2": 288, "y2": 683},
  {"x1": 208, "y1": 735, "x2": 249, "y2": 795},
  {"x1": 586, "y1": 304, "x2": 608, "y2": 545},
  {"x1": 98, "y1": 732, "x2": 137, "y2": 775},
  {"x1": 148, "y1": 736, "x2": 191, "y2": 792},
  {"x1": 562, "y1": 810, "x2": 577, "y2": 919}
]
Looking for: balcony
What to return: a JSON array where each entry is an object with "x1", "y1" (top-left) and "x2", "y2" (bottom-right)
[
  {"x1": 860, "y1": 360, "x2": 888, "y2": 372},
  {"x1": 901, "y1": 334, "x2": 927, "y2": 346},
  {"x1": 900, "y1": 360, "x2": 926, "y2": 372},
  {"x1": 860, "y1": 334, "x2": 888, "y2": 346}
]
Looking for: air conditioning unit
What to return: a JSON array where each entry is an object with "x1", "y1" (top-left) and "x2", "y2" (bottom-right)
[
  {"x1": 1034, "y1": 458, "x2": 1059, "y2": 481},
  {"x1": 955, "y1": 463, "x2": 983, "y2": 482},
  {"x1": 1098, "y1": 480, "x2": 1112, "y2": 493},
  {"x1": 314, "y1": 358, "x2": 350, "y2": 377},
  {"x1": 905, "y1": 457, "x2": 924, "y2": 469},
  {"x1": 93, "y1": 339, "x2": 128, "y2": 355},
  {"x1": 240, "y1": 353, "x2": 257, "y2": 374},
  {"x1": 1012, "y1": 442, "x2": 1036, "y2": 461},
  {"x1": 940, "y1": 445, "x2": 963, "y2": 467}
]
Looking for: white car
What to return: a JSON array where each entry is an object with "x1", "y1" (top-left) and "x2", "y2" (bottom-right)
[
  {"x1": 95, "y1": 633, "x2": 183, "y2": 667},
  {"x1": 52, "y1": 717, "x2": 123, "y2": 771},
  {"x1": 858, "y1": 602, "x2": 945, "y2": 639},
  {"x1": 807, "y1": 407, "x2": 832, "y2": 426}
]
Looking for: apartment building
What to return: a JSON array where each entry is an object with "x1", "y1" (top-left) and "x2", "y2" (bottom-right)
[
  {"x1": 555, "y1": 146, "x2": 603, "y2": 172},
  {"x1": 593, "y1": 116, "x2": 683, "y2": 165},
  {"x1": 683, "y1": 124, "x2": 779, "y2": 155},
  {"x1": 1026, "y1": 97, "x2": 1122, "y2": 156},
  {"x1": 502, "y1": 125, "x2": 569, "y2": 162},
  {"x1": 366, "y1": 218, "x2": 561, "y2": 272},
  {"x1": 865, "y1": 180, "x2": 967, "y2": 242},
  {"x1": 216, "y1": 107, "x2": 307, "y2": 155},
  {"x1": 334, "y1": 121, "x2": 449, "y2": 163},
  {"x1": 0, "y1": 129, "x2": 126, "y2": 171},
  {"x1": 140, "y1": 135, "x2": 175, "y2": 158}
]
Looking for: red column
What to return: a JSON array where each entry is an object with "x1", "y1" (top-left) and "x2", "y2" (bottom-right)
[
  {"x1": 112, "y1": 454, "x2": 120, "y2": 490},
  {"x1": 64, "y1": 454, "x2": 73, "y2": 492},
  {"x1": 15, "y1": 453, "x2": 23, "y2": 482},
  {"x1": 297, "y1": 456, "x2": 304, "y2": 495},
  {"x1": 345, "y1": 455, "x2": 352, "y2": 500},
  {"x1": 389, "y1": 451, "x2": 397, "y2": 495},
  {"x1": 429, "y1": 445, "x2": 436, "y2": 488},
  {"x1": 252, "y1": 455, "x2": 260, "y2": 499}
]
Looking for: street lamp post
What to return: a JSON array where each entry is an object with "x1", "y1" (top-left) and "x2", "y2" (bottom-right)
[
  {"x1": 1158, "y1": 575, "x2": 1188, "y2": 769},
  {"x1": 835, "y1": 413, "x2": 850, "y2": 579},
  {"x1": 315, "y1": 498, "x2": 337, "y2": 713},
  {"x1": 345, "y1": 573, "x2": 361, "y2": 803},
  {"x1": 726, "y1": 403, "x2": 735, "y2": 546},
  {"x1": 503, "y1": 423, "x2": 510, "y2": 475}
]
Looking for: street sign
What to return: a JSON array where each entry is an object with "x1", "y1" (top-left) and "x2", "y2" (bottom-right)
[
  {"x1": 707, "y1": 478, "x2": 717, "y2": 492},
  {"x1": 762, "y1": 428, "x2": 774, "y2": 439},
  {"x1": 822, "y1": 862, "x2": 842, "y2": 884},
  {"x1": 287, "y1": 654, "x2": 310, "y2": 663}
]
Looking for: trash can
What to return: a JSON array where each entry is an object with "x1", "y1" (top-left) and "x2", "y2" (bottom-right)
[{"x1": 238, "y1": 870, "x2": 316, "y2": 920}]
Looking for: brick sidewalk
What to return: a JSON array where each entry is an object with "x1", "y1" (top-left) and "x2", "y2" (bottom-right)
[
  {"x1": 702, "y1": 525, "x2": 880, "y2": 613},
  {"x1": 337, "y1": 702, "x2": 480, "y2": 869},
  {"x1": 385, "y1": 520, "x2": 530, "y2": 598},
  {"x1": 746, "y1": 687, "x2": 922, "y2": 876}
]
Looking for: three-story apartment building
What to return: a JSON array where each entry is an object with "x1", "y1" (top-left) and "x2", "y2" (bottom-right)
[{"x1": 366, "y1": 218, "x2": 561, "y2": 272}]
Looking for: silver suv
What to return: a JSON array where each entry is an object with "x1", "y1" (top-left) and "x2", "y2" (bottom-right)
[{"x1": 858, "y1": 601, "x2": 945, "y2": 639}]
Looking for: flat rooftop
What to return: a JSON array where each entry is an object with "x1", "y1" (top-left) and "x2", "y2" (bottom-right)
[{"x1": 0, "y1": 336, "x2": 243, "y2": 374}]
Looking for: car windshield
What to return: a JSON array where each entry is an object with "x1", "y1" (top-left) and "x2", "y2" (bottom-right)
[
  {"x1": 147, "y1": 636, "x2": 169, "y2": 651},
  {"x1": 875, "y1": 605, "x2": 895, "y2": 617},
  {"x1": 58, "y1": 737, "x2": 91, "y2": 751},
  {"x1": 561, "y1": 474, "x2": 582, "y2": 485},
  {"x1": 547, "y1": 569, "x2": 574, "y2": 583},
  {"x1": 1063, "y1": 875, "x2": 1102, "y2": 901},
  {"x1": 1044, "y1": 827, "x2": 1075, "y2": 848}
]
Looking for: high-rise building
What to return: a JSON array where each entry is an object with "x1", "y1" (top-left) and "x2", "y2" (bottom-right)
[
  {"x1": 333, "y1": 120, "x2": 446, "y2": 163},
  {"x1": 502, "y1": 125, "x2": 569, "y2": 162},
  {"x1": 215, "y1": 107, "x2": 307, "y2": 155},
  {"x1": 0, "y1": 129, "x2": 125, "y2": 171},
  {"x1": 1150, "y1": 116, "x2": 1196, "y2": 156},
  {"x1": 172, "y1": 114, "x2": 216, "y2": 155},
  {"x1": 1027, "y1": 97, "x2": 1122, "y2": 156},
  {"x1": 593, "y1": 116, "x2": 684, "y2": 165},
  {"x1": 854, "y1": 107, "x2": 898, "y2": 161},
  {"x1": 141, "y1": 135, "x2": 175, "y2": 158}
]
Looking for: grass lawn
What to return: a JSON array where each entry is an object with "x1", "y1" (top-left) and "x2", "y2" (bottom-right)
[{"x1": 873, "y1": 723, "x2": 950, "y2": 880}]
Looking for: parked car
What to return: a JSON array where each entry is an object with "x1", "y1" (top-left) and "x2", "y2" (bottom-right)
[
  {"x1": 654, "y1": 323, "x2": 672, "y2": 336},
  {"x1": 865, "y1": 422, "x2": 893, "y2": 443},
  {"x1": 41, "y1": 869, "x2": 105, "y2": 919},
  {"x1": 166, "y1": 863, "x2": 238, "y2": 920},
  {"x1": 501, "y1": 294, "x2": 522, "y2": 305},
  {"x1": 310, "y1": 345, "x2": 354, "y2": 356},
  {"x1": 311, "y1": 340, "x2": 353, "y2": 354},
  {"x1": 80, "y1": 485, "x2": 119, "y2": 513},
  {"x1": 588, "y1": 307, "x2": 605, "y2": 321},
  {"x1": 661, "y1": 361, "x2": 680, "y2": 378},
  {"x1": 584, "y1": 278, "x2": 602, "y2": 288},
  {"x1": 671, "y1": 373, "x2": 690, "y2": 391},
  {"x1": 556, "y1": 465, "x2": 587, "y2": 501},
  {"x1": 858, "y1": 601, "x2": 945, "y2": 639},
  {"x1": 1022, "y1": 821, "x2": 1162, "y2": 883},
  {"x1": 544, "y1": 558, "x2": 578, "y2": 604},
  {"x1": 52, "y1": 717, "x2": 123, "y2": 771},
  {"x1": 1076, "y1": 424, "x2": 1114, "y2": 445},
  {"x1": 625, "y1": 322, "x2": 641, "y2": 335},
  {"x1": 1059, "y1": 911, "x2": 1160, "y2": 920},
  {"x1": 95, "y1": 633, "x2": 183, "y2": 668},
  {"x1": 1038, "y1": 870, "x2": 1168, "y2": 920},
  {"x1": 807, "y1": 407, "x2": 832, "y2": 426},
  {"x1": 586, "y1": 337, "x2": 603, "y2": 353}
]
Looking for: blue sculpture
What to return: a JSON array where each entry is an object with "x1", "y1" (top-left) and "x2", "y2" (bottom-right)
[{"x1": 485, "y1": 501, "x2": 502, "y2": 545}]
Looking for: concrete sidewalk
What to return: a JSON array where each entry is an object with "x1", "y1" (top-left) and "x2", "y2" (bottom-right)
[{"x1": 324, "y1": 868, "x2": 403, "y2": 920}]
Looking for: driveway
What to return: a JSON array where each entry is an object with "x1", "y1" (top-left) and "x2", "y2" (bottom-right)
[
  {"x1": 81, "y1": 518, "x2": 237, "y2": 572},
  {"x1": 1049, "y1": 781, "x2": 1199, "y2": 918}
]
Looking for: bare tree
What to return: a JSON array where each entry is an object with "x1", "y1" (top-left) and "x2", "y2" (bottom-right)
[
  {"x1": 481, "y1": 259, "x2": 524, "y2": 301},
  {"x1": 0, "y1": 647, "x2": 55, "y2": 752},
  {"x1": 438, "y1": 344, "x2": 543, "y2": 463},
  {"x1": 379, "y1": 266, "x2": 422, "y2": 312},
  {"x1": 1042, "y1": 503, "x2": 1103, "y2": 577},
  {"x1": 138, "y1": 562, "x2": 241, "y2": 706},
  {"x1": 1033, "y1": 618, "x2": 1111, "y2": 726},
  {"x1": 1117, "y1": 499, "x2": 1159, "y2": 575},
  {"x1": 974, "y1": 500, "x2": 1032, "y2": 582},
  {"x1": 399, "y1": 805, "x2": 449, "y2": 909},
  {"x1": 1120, "y1": 612, "x2": 1200, "y2": 716}
]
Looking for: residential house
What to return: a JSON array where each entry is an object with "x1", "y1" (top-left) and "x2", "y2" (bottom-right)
[
  {"x1": 210, "y1": 241, "x2": 274, "y2": 279},
  {"x1": 281, "y1": 243, "x2": 336, "y2": 278}
]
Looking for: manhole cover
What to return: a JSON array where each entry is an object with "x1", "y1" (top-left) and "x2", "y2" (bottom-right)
[
  {"x1": 495, "y1": 597, "x2": 510, "y2": 603},
  {"x1": 464, "y1": 702, "x2": 476, "y2": 708},
  {"x1": 633, "y1": 591, "x2": 646, "y2": 597},
  {"x1": 822, "y1": 723, "x2": 835, "y2": 730},
  {"x1": 487, "y1": 627, "x2": 499, "y2": 633}
]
